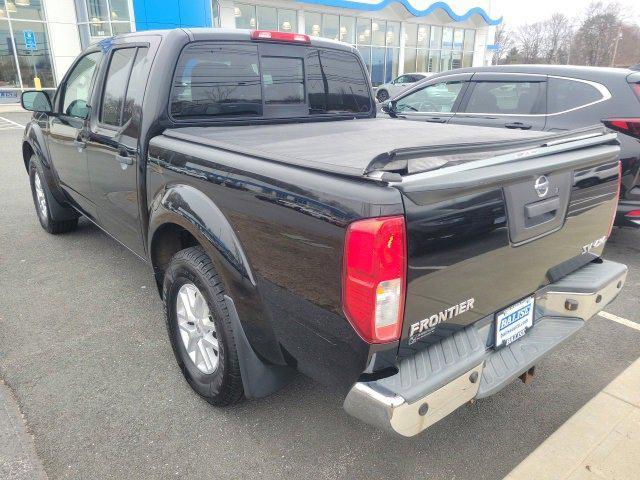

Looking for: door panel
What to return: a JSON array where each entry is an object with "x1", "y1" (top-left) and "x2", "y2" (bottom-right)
[
  {"x1": 87, "y1": 46, "x2": 153, "y2": 257},
  {"x1": 451, "y1": 76, "x2": 547, "y2": 131},
  {"x1": 47, "y1": 52, "x2": 102, "y2": 218}
]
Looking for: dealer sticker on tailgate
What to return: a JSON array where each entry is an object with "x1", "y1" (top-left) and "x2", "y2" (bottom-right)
[{"x1": 495, "y1": 296, "x2": 534, "y2": 348}]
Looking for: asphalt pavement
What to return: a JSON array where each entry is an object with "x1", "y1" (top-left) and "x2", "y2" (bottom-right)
[{"x1": 0, "y1": 111, "x2": 639, "y2": 480}]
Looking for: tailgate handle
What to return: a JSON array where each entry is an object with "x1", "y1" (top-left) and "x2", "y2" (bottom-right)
[
  {"x1": 525, "y1": 196, "x2": 560, "y2": 219},
  {"x1": 505, "y1": 122, "x2": 532, "y2": 130}
]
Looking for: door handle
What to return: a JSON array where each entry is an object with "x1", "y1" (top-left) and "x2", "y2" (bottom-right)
[
  {"x1": 505, "y1": 122, "x2": 532, "y2": 130},
  {"x1": 73, "y1": 139, "x2": 86, "y2": 150},
  {"x1": 116, "y1": 152, "x2": 133, "y2": 165},
  {"x1": 426, "y1": 117, "x2": 447, "y2": 123}
]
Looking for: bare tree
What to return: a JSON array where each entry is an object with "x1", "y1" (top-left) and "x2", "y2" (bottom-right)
[
  {"x1": 614, "y1": 24, "x2": 640, "y2": 67},
  {"x1": 542, "y1": 13, "x2": 574, "y2": 64},
  {"x1": 492, "y1": 24, "x2": 514, "y2": 65},
  {"x1": 516, "y1": 22, "x2": 545, "y2": 63},
  {"x1": 571, "y1": 2, "x2": 622, "y2": 66}
]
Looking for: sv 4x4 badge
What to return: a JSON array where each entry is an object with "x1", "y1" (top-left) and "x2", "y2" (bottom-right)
[{"x1": 582, "y1": 235, "x2": 607, "y2": 254}]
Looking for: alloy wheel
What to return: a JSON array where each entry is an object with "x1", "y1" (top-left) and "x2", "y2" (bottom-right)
[{"x1": 175, "y1": 283, "x2": 220, "y2": 374}]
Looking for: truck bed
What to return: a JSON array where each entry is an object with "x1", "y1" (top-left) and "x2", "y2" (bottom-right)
[{"x1": 160, "y1": 118, "x2": 556, "y2": 177}]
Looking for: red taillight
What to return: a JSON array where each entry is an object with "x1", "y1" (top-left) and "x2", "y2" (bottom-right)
[
  {"x1": 250, "y1": 30, "x2": 310, "y2": 44},
  {"x1": 626, "y1": 209, "x2": 640, "y2": 218},
  {"x1": 602, "y1": 118, "x2": 640, "y2": 140},
  {"x1": 608, "y1": 161, "x2": 622, "y2": 237},
  {"x1": 342, "y1": 216, "x2": 406, "y2": 343}
]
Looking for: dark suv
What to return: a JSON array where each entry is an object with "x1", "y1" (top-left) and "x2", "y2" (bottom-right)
[{"x1": 383, "y1": 65, "x2": 640, "y2": 226}]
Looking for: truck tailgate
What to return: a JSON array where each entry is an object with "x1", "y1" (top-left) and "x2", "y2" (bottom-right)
[{"x1": 396, "y1": 129, "x2": 620, "y2": 357}]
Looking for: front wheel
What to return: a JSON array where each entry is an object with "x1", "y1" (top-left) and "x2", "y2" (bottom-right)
[
  {"x1": 163, "y1": 246, "x2": 244, "y2": 406},
  {"x1": 29, "y1": 156, "x2": 78, "y2": 234},
  {"x1": 376, "y1": 89, "x2": 389, "y2": 102}
]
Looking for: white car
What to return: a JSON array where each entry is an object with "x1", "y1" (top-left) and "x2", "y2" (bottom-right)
[{"x1": 375, "y1": 73, "x2": 431, "y2": 102}]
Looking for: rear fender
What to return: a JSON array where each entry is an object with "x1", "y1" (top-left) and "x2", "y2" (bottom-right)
[{"x1": 148, "y1": 184, "x2": 291, "y2": 394}]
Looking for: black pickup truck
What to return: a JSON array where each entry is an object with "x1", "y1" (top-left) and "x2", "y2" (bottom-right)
[{"x1": 21, "y1": 28, "x2": 627, "y2": 437}]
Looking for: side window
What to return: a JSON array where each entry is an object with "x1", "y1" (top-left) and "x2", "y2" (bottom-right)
[
  {"x1": 306, "y1": 49, "x2": 372, "y2": 114},
  {"x1": 394, "y1": 75, "x2": 407, "y2": 84},
  {"x1": 396, "y1": 81, "x2": 464, "y2": 113},
  {"x1": 170, "y1": 43, "x2": 262, "y2": 119},
  {"x1": 100, "y1": 48, "x2": 137, "y2": 126},
  {"x1": 548, "y1": 77, "x2": 604, "y2": 113},
  {"x1": 261, "y1": 56, "x2": 304, "y2": 105},
  {"x1": 465, "y1": 81, "x2": 544, "y2": 115},
  {"x1": 62, "y1": 52, "x2": 102, "y2": 119},
  {"x1": 122, "y1": 47, "x2": 151, "y2": 130}
]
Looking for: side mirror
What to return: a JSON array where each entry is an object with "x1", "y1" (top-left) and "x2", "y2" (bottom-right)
[
  {"x1": 22, "y1": 91, "x2": 52, "y2": 113},
  {"x1": 381, "y1": 100, "x2": 397, "y2": 117}
]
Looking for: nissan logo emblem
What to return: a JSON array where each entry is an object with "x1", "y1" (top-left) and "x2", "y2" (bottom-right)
[{"x1": 534, "y1": 175, "x2": 550, "y2": 198}]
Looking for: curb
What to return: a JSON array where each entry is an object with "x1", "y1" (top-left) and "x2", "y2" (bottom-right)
[
  {"x1": 0, "y1": 380, "x2": 47, "y2": 480},
  {"x1": 504, "y1": 357, "x2": 640, "y2": 480}
]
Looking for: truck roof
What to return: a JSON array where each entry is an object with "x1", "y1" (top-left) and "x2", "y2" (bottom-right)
[
  {"x1": 108, "y1": 27, "x2": 358, "y2": 53},
  {"x1": 161, "y1": 119, "x2": 555, "y2": 178}
]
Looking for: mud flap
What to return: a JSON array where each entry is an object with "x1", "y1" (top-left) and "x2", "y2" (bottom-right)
[{"x1": 223, "y1": 295, "x2": 295, "y2": 399}]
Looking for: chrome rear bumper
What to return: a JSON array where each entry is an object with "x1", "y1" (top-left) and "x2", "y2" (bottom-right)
[{"x1": 343, "y1": 260, "x2": 627, "y2": 437}]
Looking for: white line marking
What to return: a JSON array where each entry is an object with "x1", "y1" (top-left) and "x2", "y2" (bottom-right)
[
  {"x1": 0, "y1": 116, "x2": 25, "y2": 128},
  {"x1": 598, "y1": 311, "x2": 640, "y2": 331}
]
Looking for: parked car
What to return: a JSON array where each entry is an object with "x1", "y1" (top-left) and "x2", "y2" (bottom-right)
[
  {"x1": 375, "y1": 72, "x2": 431, "y2": 102},
  {"x1": 21, "y1": 29, "x2": 627, "y2": 437},
  {"x1": 382, "y1": 65, "x2": 640, "y2": 227}
]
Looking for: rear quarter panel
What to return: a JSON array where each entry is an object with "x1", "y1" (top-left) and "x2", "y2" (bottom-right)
[{"x1": 146, "y1": 136, "x2": 404, "y2": 392}]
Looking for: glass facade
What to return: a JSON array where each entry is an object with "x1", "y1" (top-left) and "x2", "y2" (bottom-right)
[
  {"x1": 0, "y1": 0, "x2": 55, "y2": 93},
  {"x1": 234, "y1": 5, "x2": 477, "y2": 87}
]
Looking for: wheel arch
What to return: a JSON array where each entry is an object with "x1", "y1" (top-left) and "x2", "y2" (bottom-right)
[
  {"x1": 147, "y1": 183, "x2": 256, "y2": 296},
  {"x1": 22, "y1": 121, "x2": 52, "y2": 171},
  {"x1": 148, "y1": 184, "x2": 293, "y2": 396}
]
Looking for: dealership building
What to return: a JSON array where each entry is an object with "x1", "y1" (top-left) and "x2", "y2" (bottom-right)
[{"x1": 0, "y1": 0, "x2": 500, "y2": 102}]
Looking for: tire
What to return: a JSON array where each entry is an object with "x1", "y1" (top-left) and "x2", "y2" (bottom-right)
[
  {"x1": 163, "y1": 246, "x2": 244, "y2": 406},
  {"x1": 376, "y1": 89, "x2": 389, "y2": 102},
  {"x1": 28, "y1": 156, "x2": 78, "y2": 234}
]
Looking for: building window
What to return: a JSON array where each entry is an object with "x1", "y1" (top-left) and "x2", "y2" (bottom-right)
[
  {"x1": 211, "y1": 0, "x2": 221, "y2": 28},
  {"x1": 235, "y1": 4, "x2": 297, "y2": 32},
  {"x1": 403, "y1": 23, "x2": 475, "y2": 74},
  {"x1": 0, "y1": 0, "x2": 56, "y2": 94},
  {"x1": 78, "y1": 0, "x2": 132, "y2": 44},
  {"x1": 4, "y1": 0, "x2": 45, "y2": 21},
  {"x1": 11, "y1": 20, "x2": 55, "y2": 88},
  {"x1": 352, "y1": 17, "x2": 401, "y2": 86},
  {"x1": 0, "y1": 18, "x2": 20, "y2": 89}
]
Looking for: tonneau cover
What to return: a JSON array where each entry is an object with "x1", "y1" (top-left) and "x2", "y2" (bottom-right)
[{"x1": 161, "y1": 118, "x2": 554, "y2": 177}]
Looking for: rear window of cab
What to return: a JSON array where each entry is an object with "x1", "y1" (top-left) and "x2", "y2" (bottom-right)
[{"x1": 169, "y1": 42, "x2": 372, "y2": 119}]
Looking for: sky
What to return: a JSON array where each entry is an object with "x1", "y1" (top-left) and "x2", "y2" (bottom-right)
[{"x1": 493, "y1": 0, "x2": 640, "y2": 27}]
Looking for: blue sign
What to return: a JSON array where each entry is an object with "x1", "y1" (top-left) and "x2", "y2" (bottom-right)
[{"x1": 23, "y1": 30, "x2": 37, "y2": 51}]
